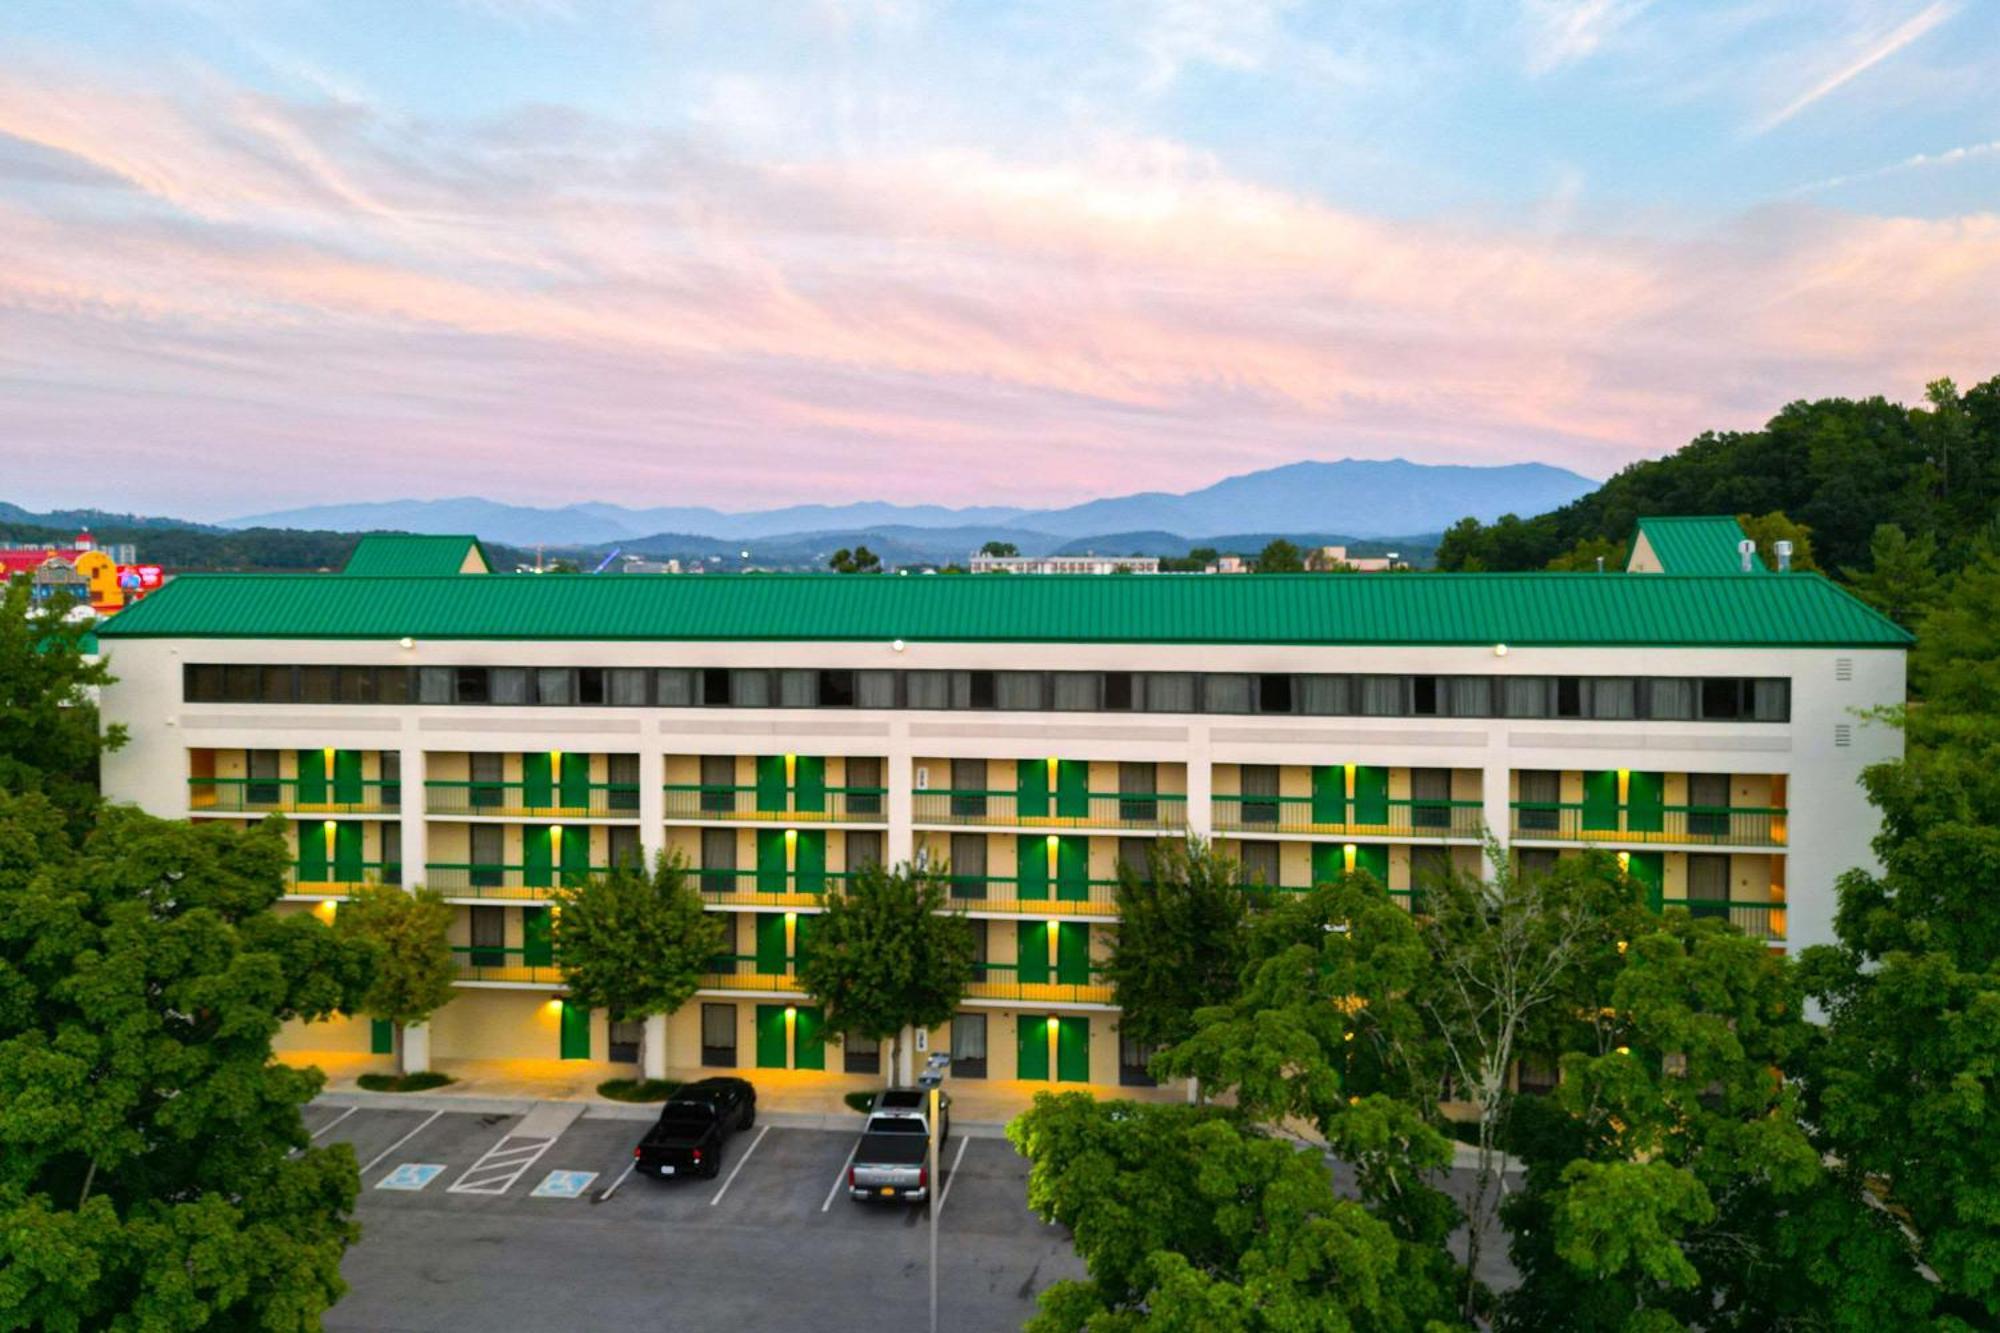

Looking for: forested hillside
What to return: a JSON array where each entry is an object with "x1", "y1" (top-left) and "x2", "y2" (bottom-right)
[
  {"x1": 1435, "y1": 377, "x2": 2000, "y2": 583},
  {"x1": 0, "y1": 518, "x2": 530, "y2": 574}
]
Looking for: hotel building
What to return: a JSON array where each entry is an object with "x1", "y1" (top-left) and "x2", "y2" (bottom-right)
[{"x1": 94, "y1": 528, "x2": 1908, "y2": 1093}]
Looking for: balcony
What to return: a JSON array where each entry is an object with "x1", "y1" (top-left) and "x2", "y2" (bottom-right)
[
  {"x1": 912, "y1": 789, "x2": 1187, "y2": 832},
  {"x1": 939, "y1": 874, "x2": 1119, "y2": 917},
  {"x1": 191, "y1": 776, "x2": 399, "y2": 816},
  {"x1": 285, "y1": 860, "x2": 400, "y2": 896},
  {"x1": 694, "y1": 867, "x2": 848, "y2": 909},
  {"x1": 451, "y1": 945, "x2": 562, "y2": 986},
  {"x1": 424, "y1": 781, "x2": 640, "y2": 819},
  {"x1": 698, "y1": 955, "x2": 805, "y2": 994},
  {"x1": 424, "y1": 862, "x2": 611, "y2": 900},
  {"x1": 662, "y1": 784, "x2": 888, "y2": 824},
  {"x1": 1509, "y1": 803, "x2": 1786, "y2": 849},
  {"x1": 1212, "y1": 795, "x2": 1483, "y2": 839},
  {"x1": 1240, "y1": 881, "x2": 1417, "y2": 909},
  {"x1": 1662, "y1": 897, "x2": 1785, "y2": 942},
  {"x1": 965, "y1": 963, "x2": 1114, "y2": 1006}
]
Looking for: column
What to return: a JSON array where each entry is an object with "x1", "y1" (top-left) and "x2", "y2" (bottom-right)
[
  {"x1": 1184, "y1": 721, "x2": 1213, "y2": 840},
  {"x1": 1481, "y1": 750, "x2": 1513, "y2": 865},
  {"x1": 643, "y1": 1013, "x2": 668, "y2": 1080},
  {"x1": 638, "y1": 733, "x2": 667, "y2": 866},
  {"x1": 398, "y1": 737, "x2": 427, "y2": 892},
  {"x1": 401, "y1": 1022, "x2": 431, "y2": 1074},
  {"x1": 886, "y1": 720, "x2": 915, "y2": 867}
]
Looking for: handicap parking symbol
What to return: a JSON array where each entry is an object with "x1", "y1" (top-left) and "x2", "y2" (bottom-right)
[
  {"x1": 376, "y1": 1163, "x2": 446, "y2": 1192},
  {"x1": 530, "y1": 1170, "x2": 598, "y2": 1199}
]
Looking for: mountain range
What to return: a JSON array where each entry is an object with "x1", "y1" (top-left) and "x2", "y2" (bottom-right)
[{"x1": 224, "y1": 459, "x2": 1596, "y2": 554}]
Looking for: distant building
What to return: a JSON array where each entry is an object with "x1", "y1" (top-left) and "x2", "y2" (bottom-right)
[
  {"x1": 969, "y1": 554, "x2": 1160, "y2": 575},
  {"x1": 620, "y1": 557, "x2": 684, "y2": 575},
  {"x1": 1305, "y1": 545, "x2": 1403, "y2": 573},
  {"x1": 342, "y1": 534, "x2": 493, "y2": 576},
  {"x1": 1207, "y1": 555, "x2": 1250, "y2": 574},
  {"x1": 0, "y1": 531, "x2": 159, "y2": 611}
]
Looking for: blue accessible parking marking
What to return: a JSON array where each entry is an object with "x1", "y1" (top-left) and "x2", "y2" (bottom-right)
[
  {"x1": 376, "y1": 1163, "x2": 446, "y2": 1192},
  {"x1": 530, "y1": 1170, "x2": 598, "y2": 1199}
]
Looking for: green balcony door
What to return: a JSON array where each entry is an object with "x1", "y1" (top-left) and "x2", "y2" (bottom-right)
[
  {"x1": 1017, "y1": 921, "x2": 1051, "y2": 985},
  {"x1": 523, "y1": 906, "x2": 553, "y2": 967},
  {"x1": 793, "y1": 1005, "x2": 826, "y2": 1071},
  {"x1": 333, "y1": 749, "x2": 363, "y2": 806},
  {"x1": 297, "y1": 749, "x2": 327, "y2": 806},
  {"x1": 333, "y1": 821, "x2": 364, "y2": 884},
  {"x1": 560, "y1": 825, "x2": 591, "y2": 885},
  {"x1": 1626, "y1": 772, "x2": 1665, "y2": 835},
  {"x1": 559, "y1": 753, "x2": 589, "y2": 812},
  {"x1": 1626, "y1": 851, "x2": 1664, "y2": 910},
  {"x1": 1582, "y1": 771, "x2": 1619, "y2": 832},
  {"x1": 524, "y1": 826, "x2": 554, "y2": 889},
  {"x1": 524, "y1": 752, "x2": 553, "y2": 810},
  {"x1": 1017, "y1": 1015, "x2": 1051, "y2": 1081},
  {"x1": 369, "y1": 1018, "x2": 394, "y2": 1055},
  {"x1": 794, "y1": 914, "x2": 815, "y2": 972},
  {"x1": 1311, "y1": 766, "x2": 1345, "y2": 825},
  {"x1": 1311, "y1": 842, "x2": 1344, "y2": 887},
  {"x1": 756, "y1": 757, "x2": 788, "y2": 814},
  {"x1": 794, "y1": 756, "x2": 825, "y2": 814},
  {"x1": 1016, "y1": 759, "x2": 1050, "y2": 819},
  {"x1": 754, "y1": 914, "x2": 789, "y2": 976},
  {"x1": 1017, "y1": 835, "x2": 1051, "y2": 900},
  {"x1": 756, "y1": 829, "x2": 788, "y2": 894},
  {"x1": 559, "y1": 1001, "x2": 591, "y2": 1060},
  {"x1": 1056, "y1": 761, "x2": 1088, "y2": 819},
  {"x1": 1352, "y1": 843, "x2": 1389, "y2": 886},
  {"x1": 1055, "y1": 923, "x2": 1090, "y2": 986},
  {"x1": 1352, "y1": 766, "x2": 1389, "y2": 826},
  {"x1": 794, "y1": 831, "x2": 826, "y2": 894},
  {"x1": 1055, "y1": 837, "x2": 1089, "y2": 902},
  {"x1": 756, "y1": 1004, "x2": 788, "y2": 1069},
  {"x1": 1056, "y1": 1017, "x2": 1091, "y2": 1084},
  {"x1": 298, "y1": 822, "x2": 329, "y2": 884}
]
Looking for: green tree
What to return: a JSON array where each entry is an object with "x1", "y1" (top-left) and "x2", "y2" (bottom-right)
[
  {"x1": 1007, "y1": 1092, "x2": 1467, "y2": 1331},
  {"x1": 1909, "y1": 536, "x2": 2000, "y2": 712},
  {"x1": 1843, "y1": 523, "x2": 1942, "y2": 630},
  {"x1": 0, "y1": 801, "x2": 374, "y2": 1329},
  {"x1": 550, "y1": 854, "x2": 725, "y2": 1071},
  {"x1": 1254, "y1": 538, "x2": 1304, "y2": 573},
  {"x1": 1736, "y1": 510, "x2": 1818, "y2": 571},
  {"x1": 0, "y1": 577, "x2": 125, "y2": 833},
  {"x1": 795, "y1": 861, "x2": 976, "y2": 1079},
  {"x1": 828, "y1": 546, "x2": 882, "y2": 574},
  {"x1": 1545, "y1": 535, "x2": 1627, "y2": 572},
  {"x1": 979, "y1": 540, "x2": 1019, "y2": 558},
  {"x1": 1101, "y1": 838, "x2": 1250, "y2": 1055},
  {"x1": 334, "y1": 882, "x2": 457, "y2": 1074}
]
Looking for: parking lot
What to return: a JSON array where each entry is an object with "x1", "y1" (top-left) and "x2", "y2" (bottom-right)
[{"x1": 308, "y1": 1099, "x2": 1080, "y2": 1332}]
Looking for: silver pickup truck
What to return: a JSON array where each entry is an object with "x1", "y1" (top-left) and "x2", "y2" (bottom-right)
[{"x1": 847, "y1": 1088, "x2": 951, "y2": 1203}]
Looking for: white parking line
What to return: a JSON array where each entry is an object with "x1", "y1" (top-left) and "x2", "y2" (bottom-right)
[
  {"x1": 449, "y1": 1133, "x2": 558, "y2": 1195},
  {"x1": 361, "y1": 1110, "x2": 444, "y2": 1176},
  {"x1": 821, "y1": 1141, "x2": 861, "y2": 1213},
  {"x1": 595, "y1": 1161, "x2": 637, "y2": 1204},
  {"x1": 708, "y1": 1124, "x2": 770, "y2": 1206},
  {"x1": 309, "y1": 1106, "x2": 358, "y2": 1140},
  {"x1": 934, "y1": 1137, "x2": 970, "y2": 1216}
]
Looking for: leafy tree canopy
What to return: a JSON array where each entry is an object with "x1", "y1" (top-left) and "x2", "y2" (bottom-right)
[
  {"x1": 551, "y1": 853, "x2": 724, "y2": 1027},
  {"x1": 333, "y1": 882, "x2": 457, "y2": 1070},
  {"x1": 0, "y1": 578, "x2": 124, "y2": 833},
  {"x1": 979, "y1": 540, "x2": 1020, "y2": 557},
  {"x1": 1101, "y1": 838, "x2": 1251, "y2": 1052},
  {"x1": 1254, "y1": 538, "x2": 1304, "y2": 573}
]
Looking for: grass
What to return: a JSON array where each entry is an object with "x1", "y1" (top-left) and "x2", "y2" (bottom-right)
[
  {"x1": 844, "y1": 1091, "x2": 879, "y2": 1114},
  {"x1": 356, "y1": 1071, "x2": 455, "y2": 1093},
  {"x1": 598, "y1": 1077, "x2": 684, "y2": 1103}
]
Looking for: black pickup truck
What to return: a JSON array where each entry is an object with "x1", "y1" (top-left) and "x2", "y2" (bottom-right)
[{"x1": 634, "y1": 1077, "x2": 756, "y2": 1181}]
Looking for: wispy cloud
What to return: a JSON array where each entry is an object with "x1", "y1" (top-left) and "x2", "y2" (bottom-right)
[
  {"x1": 1794, "y1": 137, "x2": 2000, "y2": 194},
  {"x1": 1754, "y1": 0, "x2": 1958, "y2": 133},
  {"x1": 1522, "y1": 0, "x2": 1650, "y2": 75}
]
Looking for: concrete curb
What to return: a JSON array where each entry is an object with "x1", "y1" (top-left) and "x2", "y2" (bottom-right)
[{"x1": 313, "y1": 1090, "x2": 1015, "y2": 1138}]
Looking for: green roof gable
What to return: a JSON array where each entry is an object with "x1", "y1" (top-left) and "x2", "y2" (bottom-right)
[
  {"x1": 98, "y1": 571, "x2": 1910, "y2": 648},
  {"x1": 342, "y1": 534, "x2": 492, "y2": 577},
  {"x1": 1631, "y1": 516, "x2": 1764, "y2": 575}
]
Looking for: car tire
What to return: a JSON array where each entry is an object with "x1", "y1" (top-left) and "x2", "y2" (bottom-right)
[{"x1": 742, "y1": 1106, "x2": 756, "y2": 1129}]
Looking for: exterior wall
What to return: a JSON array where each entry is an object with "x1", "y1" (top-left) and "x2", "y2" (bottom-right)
[{"x1": 428, "y1": 988, "x2": 572, "y2": 1062}]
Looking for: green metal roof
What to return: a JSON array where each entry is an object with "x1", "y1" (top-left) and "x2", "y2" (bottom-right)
[
  {"x1": 341, "y1": 534, "x2": 492, "y2": 577},
  {"x1": 97, "y1": 571, "x2": 1910, "y2": 648},
  {"x1": 1633, "y1": 516, "x2": 1764, "y2": 575}
]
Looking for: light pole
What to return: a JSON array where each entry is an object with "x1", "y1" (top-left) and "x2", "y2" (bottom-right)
[{"x1": 919, "y1": 1051, "x2": 951, "y2": 1333}]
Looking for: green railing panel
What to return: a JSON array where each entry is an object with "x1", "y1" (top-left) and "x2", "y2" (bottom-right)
[
  {"x1": 1509, "y1": 802, "x2": 1786, "y2": 847},
  {"x1": 911, "y1": 789, "x2": 1187, "y2": 831},
  {"x1": 190, "y1": 776, "x2": 400, "y2": 815},
  {"x1": 424, "y1": 862, "x2": 612, "y2": 897},
  {"x1": 450, "y1": 945, "x2": 563, "y2": 986},
  {"x1": 1211, "y1": 794, "x2": 1483, "y2": 838},
  {"x1": 661, "y1": 784, "x2": 888, "y2": 822},
  {"x1": 425, "y1": 781, "x2": 642, "y2": 818},
  {"x1": 937, "y1": 874, "x2": 1121, "y2": 914}
]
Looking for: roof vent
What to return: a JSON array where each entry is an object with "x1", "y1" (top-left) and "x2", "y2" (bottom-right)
[
  {"x1": 1738, "y1": 539, "x2": 1756, "y2": 573},
  {"x1": 1774, "y1": 540, "x2": 1793, "y2": 573}
]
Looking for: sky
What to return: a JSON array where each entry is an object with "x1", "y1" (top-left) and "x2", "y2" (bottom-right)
[{"x1": 1, "y1": 0, "x2": 1996, "y2": 521}]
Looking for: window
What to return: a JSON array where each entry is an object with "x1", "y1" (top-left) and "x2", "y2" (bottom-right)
[
  {"x1": 1141, "y1": 673, "x2": 1196, "y2": 713},
  {"x1": 1516, "y1": 847, "x2": 1560, "y2": 879},
  {"x1": 608, "y1": 825, "x2": 641, "y2": 870},
  {"x1": 1699, "y1": 678, "x2": 1744, "y2": 720},
  {"x1": 1516, "y1": 770, "x2": 1560, "y2": 832},
  {"x1": 609, "y1": 668, "x2": 649, "y2": 706},
  {"x1": 701, "y1": 1004, "x2": 737, "y2": 1067},
  {"x1": 700, "y1": 755, "x2": 736, "y2": 814},
  {"x1": 535, "y1": 668, "x2": 573, "y2": 706},
  {"x1": 1297, "y1": 674, "x2": 1349, "y2": 715},
  {"x1": 906, "y1": 671, "x2": 949, "y2": 709},
  {"x1": 223, "y1": 664, "x2": 260, "y2": 703},
  {"x1": 247, "y1": 750, "x2": 280, "y2": 806},
  {"x1": 1204, "y1": 674, "x2": 1254, "y2": 714},
  {"x1": 1412, "y1": 676, "x2": 1441, "y2": 716},
  {"x1": 656, "y1": 669, "x2": 696, "y2": 706},
  {"x1": 855, "y1": 670, "x2": 897, "y2": 709},
  {"x1": 299, "y1": 666, "x2": 336, "y2": 704},
  {"x1": 453, "y1": 667, "x2": 489, "y2": 705},
  {"x1": 700, "y1": 827, "x2": 737, "y2": 893},
  {"x1": 1239, "y1": 764, "x2": 1280, "y2": 826},
  {"x1": 1646, "y1": 678, "x2": 1695, "y2": 720},
  {"x1": 1103, "y1": 672, "x2": 1135, "y2": 711},
  {"x1": 995, "y1": 672, "x2": 1043, "y2": 710},
  {"x1": 1118, "y1": 837, "x2": 1154, "y2": 880},
  {"x1": 1052, "y1": 673, "x2": 1099, "y2": 711},
  {"x1": 608, "y1": 1018, "x2": 642, "y2": 1064},
  {"x1": 1119, "y1": 1033, "x2": 1159, "y2": 1087},
  {"x1": 469, "y1": 905, "x2": 506, "y2": 967},
  {"x1": 489, "y1": 668, "x2": 529, "y2": 705},
  {"x1": 1238, "y1": 839, "x2": 1280, "y2": 888},
  {"x1": 470, "y1": 752, "x2": 504, "y2": 810},
  {"x1": 380, "y1": 752, "x2": 402, "y2": 809},
  {"x1": 1447, "y1": 677, "x2": 1492, "y2": 717},
  {"x1": 1517, "y1": 1054, "x2": 1559, "y2": 1095},
  {"x1": 1359, "y1": 676, "x2": 1404, "y2": 716},
  {"x1": 1752, "y1": 678, "x2": 1789, "y2": 721},
  {"x1": 1119, "y1": 762, "x2": 1158, "y2": 824},
  {"x1": 1686, "y1": 853, "x2": 1730, "y2": 919},
  {"x1": 381, "y1": 821, "x2": 403, "y2": 881},
  {"x1": 845, "y1": 757, "x2": 883, "y2": 816},
  {"x1": 949, "y1": 833, "x2": 987, "y2": 897},
  {"x1": 1587, "y1": 678, "x2": 1636, "y2": 720},
  {"x1": 375, "y1": 667, "x2": 410, "y2": 704},
  {"x1": 1555, "y1": 677, "x2": 1583, "y2": 718},
  {"x1": 185, "y1": 664, "x2": 223, "y2": 702},
  {"x1": 845, "y1": 830, "x2": 883, "y2": 872},
  {"x1": 1410, "y1": 768, "x2": 1452, "y2": 828},
  {"x1": 577, "y1": 668, "x2": 607, "y2": 706},
  {"x1": 950, "y1": 758, "x2": 988, "y2": 818},
  {"x1": 950, "y1": 1014, "x2": 988, "y2": 1079},
  {"x1": 966, "y1": 918, "x2": 988, "y2": 965},
  {"x1": 259, "y1": 665, "x2": 296, "y2": 702},
  {"x1": 818, "y1": 670, "x2": 854, "y2": 707},
  {"x1": 1257, "y1": 674, "x2": 1294, "y2": 714},
  {"x1": 701, "y1": 669, "x2": 731, "y2": 707},
  {"x1": 1504, "y1": 677, "x2": 1550, "y2": 717},
  {"x1": 470, "y1": 824, "x2": 503, "y2": 887},
  {"x1": 1410, "y1": 844, "x2": 1451, "y2": 893},
  {"x1": 1687, "y1": 773, "x2": 1730, "y2": 838},
  {"x1": 965, "y1": 671, "x2": 997, "y2": 710},
  {"x1": 419, "y1": 667, "x2": 454, "y2": 704},
  {"x1": 843, "y1": 1032, "x2": 881, "y2": 1074},
  {"x1": 779, "y1": 670, "x2": 818, "y2": 707},
  {"x1": 606, "y1": 754, "x2": 640, "y2": 812}
]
